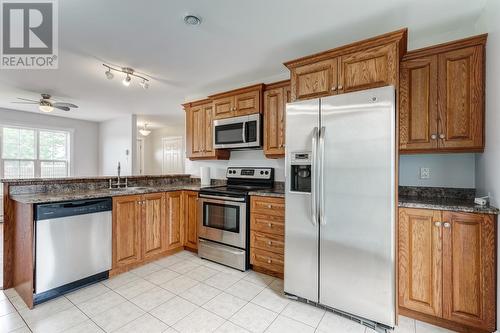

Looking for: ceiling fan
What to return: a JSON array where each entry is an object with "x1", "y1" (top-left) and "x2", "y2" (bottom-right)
[{"x1": 12, "y1": 93, "x2": 79, "y2": 113}]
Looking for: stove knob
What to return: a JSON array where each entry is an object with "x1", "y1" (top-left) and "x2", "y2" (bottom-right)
[
  {"x1": 260, "y1": 171, "x2": 264, "y2": 175},
  {"x1": 265, "y1": 171, "x2": 269, "y2": 175}
]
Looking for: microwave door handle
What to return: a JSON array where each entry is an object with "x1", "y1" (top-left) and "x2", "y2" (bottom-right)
[{"x1": 241, "y1": 121, "x2": 247, "y2": 143}]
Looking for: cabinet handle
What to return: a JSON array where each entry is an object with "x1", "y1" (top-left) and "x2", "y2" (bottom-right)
[
  {"x1": 439, "y1": 133, "x2": 445, "y2": 139},
  {"x1": 267, "y1": 204, "x2": 272, "y2": 209},
  {"x1": 268, "y1": 241, "x2": 273, "y2": 246},
  {"x1": 268, "y1": 223, "x2": 273, "y2": 228},
  {"x1": 338, "y1": 85, "x2": 343, "y2": 90},
  {"x1": 331, "y1": 86, "x2": 337, "y2": 91},
  {"x1": 443, "y1": 222, "x2": 451, "y2": 228},
  {"x1": 431, "y1": 134, "x2": 437, "y2": 140},
  {"x1": 267, "y1": 259, "x2": 272, "y2": 264},
  {"x1": 434, "y1": 221, "x2": 442, "y2": 227}
]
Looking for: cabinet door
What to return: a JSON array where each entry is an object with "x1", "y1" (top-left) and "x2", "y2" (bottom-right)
[
  {"x1": 442, "y1": 212, "x2": 496, "y2": 331},
  {"x1": 191, "y1": 106, "x2": 204, "y2": 156},
  {"x1": 203, "y1": 104, "x2": 214, "y2": 156},
  {"x1": 112, "y1": 195, "x2": 142, "y2": 268},
  {"x1": 398, "y1": 208, "x2": 442, "y2": 317},
  {"x1": 142, "y1": 193, "x2": 166, "y2": 259},
  {"x1": 183, "y1": 191, "x2": 198, "y2": 250},
  {"x1": 291, "y1": 59, "x2": 338, "y2": 101},
  {"x1": 437, "y1": 46, "x2": 484, "y2": 150},
  {"x1": 165, "y1": 191, "x2": 184, "y2": 250},
  {"x1": 399, "y1": 56, "x2": 438, "y2": 151},
  {"x1": 235, "y1": 89, "x2": 261, "y2": 116},
  {"x1": 213, "y1": 96, "x2": 234, "y2": 119},
  {"x1": 263, "y1": 87, "x2": 285, "y2": 156},
  {"x1": 338, "y1": 43, "x2": 398, "y2": 94}
]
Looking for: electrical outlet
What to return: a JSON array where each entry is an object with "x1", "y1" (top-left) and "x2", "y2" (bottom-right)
[{"x1": 420, "y1": 167, "x2": 430, "y2": 179}]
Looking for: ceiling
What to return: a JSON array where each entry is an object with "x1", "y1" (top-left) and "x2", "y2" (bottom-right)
[{"x1": 0, "y1": 0, "x2": 488, "y2": 125}]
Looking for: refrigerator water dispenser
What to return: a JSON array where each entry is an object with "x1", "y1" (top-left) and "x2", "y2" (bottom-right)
[{"x1": 290, "y1": 152, "x2": 312, "y2": 193}]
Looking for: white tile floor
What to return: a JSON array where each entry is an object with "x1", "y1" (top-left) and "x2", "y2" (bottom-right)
[{"x1": 0, "y1": 250, "x2": 456, "y2": 333}]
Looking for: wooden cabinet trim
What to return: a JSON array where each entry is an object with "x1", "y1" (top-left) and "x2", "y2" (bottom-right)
[
  {"x1": 208, "y1": 83, "x2": 265, "y2": 99},
  {"x1": 403, "y1": 34, "x2": 487, "y2": 61},
  {"x1": 284, "y1": 28, "x2": 407, "y2": 69}
]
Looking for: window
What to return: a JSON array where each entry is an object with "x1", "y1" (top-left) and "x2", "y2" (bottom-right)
[{"x1": 0, "y1": 126, "x2": 71, "y2": 179}]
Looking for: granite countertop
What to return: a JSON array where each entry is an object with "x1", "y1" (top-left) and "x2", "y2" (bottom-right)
[
  {"x1": 10, "y1": 184, "x2": 205, "y2": 204},
  {"x1": 398, "y1": 186, "x2": 499, "y2": 215},
  {"x1": 1, "y1": 174, "x2": 191, "y2": 185},
  {"x1": 248, "y1": 189, "x2": 285, "y2": 198},
  {"x1": 398, "y1": 197, "x2": 499, "y2": 215}
]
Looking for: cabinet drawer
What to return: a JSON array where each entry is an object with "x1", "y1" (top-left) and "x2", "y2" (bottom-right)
[
  {"x1": 251, "y1": 214, "x2": 284, "y2": 235},
  {"x1": 251, "y1": 197, "x2": 285, "y2": 216},
  {"x1": 251, "y1": 248, "x2": 284, "y2": 273},
  {"x1": 251, "y1": 231, "x2": 284, "y2": 254}
]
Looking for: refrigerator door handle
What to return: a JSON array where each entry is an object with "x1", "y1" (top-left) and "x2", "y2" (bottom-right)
[
  {"x1": 311, "y1": 127, "x2": 319, "y2": 226},
  {"x1": 319, "y1": 126, "x2": 326, "y2": 226}
]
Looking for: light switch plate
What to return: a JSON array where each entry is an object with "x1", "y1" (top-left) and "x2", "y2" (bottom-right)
[{"x1": 420, "y1": 167, "x2": 430, "y2": 179}]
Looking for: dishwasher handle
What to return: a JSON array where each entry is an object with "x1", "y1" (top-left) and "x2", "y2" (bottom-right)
[{"x1": 35, "y1": 198, "x2": 112, "y2": 221}]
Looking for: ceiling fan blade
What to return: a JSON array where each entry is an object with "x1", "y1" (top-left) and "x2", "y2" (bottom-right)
[
  {"x1": 53, "y1": 102, "x2": 78, "y2": 108},
  {"x1": 11, "y1": 101, "x2": 39, "y2": 104},
  {"x1": 53, "y1": 105, "x2": 71, "y2": 111},
  {"x1": 17, "y1": 97, "x2": 39, "y2": 102}
]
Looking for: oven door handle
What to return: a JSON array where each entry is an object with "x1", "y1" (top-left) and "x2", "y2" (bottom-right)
[{"x1": 199, "y1": 194, "x2": 246, "y2": 202}]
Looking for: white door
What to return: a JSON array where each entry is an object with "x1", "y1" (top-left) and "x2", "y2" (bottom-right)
[
  {"x1": 162, "y1": 137, "x2": 183, "y2": 174},
  {"x1": 136, "y1": 138, "x2": 145, "y2": 175}
]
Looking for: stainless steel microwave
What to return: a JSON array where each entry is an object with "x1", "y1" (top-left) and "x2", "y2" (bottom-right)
[{"x1": 213, "y1": 114, "x2": 261, "y2": 149}]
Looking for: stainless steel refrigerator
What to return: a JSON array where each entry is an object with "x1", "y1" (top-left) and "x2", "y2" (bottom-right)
[{"x1": 284, "y1": 86, "x2": 396, "y2": 330}]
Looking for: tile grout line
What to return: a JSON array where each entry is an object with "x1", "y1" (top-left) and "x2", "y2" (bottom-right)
[{"x1": 5, "y1": 295, "x2": 33, "y2": 332}]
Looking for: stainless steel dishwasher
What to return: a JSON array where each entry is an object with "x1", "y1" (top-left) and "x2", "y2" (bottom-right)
[{"x1": 34, "y1": 198, "x2": 112, "y2": 304}]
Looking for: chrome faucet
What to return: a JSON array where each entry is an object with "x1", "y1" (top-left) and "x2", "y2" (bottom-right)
[{"x1": 109, "y1": 162, "x2": 128, "y2": 189}]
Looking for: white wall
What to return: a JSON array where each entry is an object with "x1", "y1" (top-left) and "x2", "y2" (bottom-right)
[
  {"x1": 0, "y1": 107, "x2": 99, "y2": 176},
  {"x1": 399, "y1": 154, "x2": 476, "y2": 188},
  {"x1": 186, "y1": 150, "x2": 285, "y2": 181},
  {"x1": 99, "y1": 115, "x2": 137, "y2": 176}
]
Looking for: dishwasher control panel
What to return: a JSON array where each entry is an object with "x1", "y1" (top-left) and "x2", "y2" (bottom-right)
[{"x1": 35, "y1": 198, "x2": 112, "y2": 220}]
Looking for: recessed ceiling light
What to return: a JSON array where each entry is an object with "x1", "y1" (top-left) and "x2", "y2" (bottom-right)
[{"x1": 184, "y1": 14, "x2": 201, "y2": 26}]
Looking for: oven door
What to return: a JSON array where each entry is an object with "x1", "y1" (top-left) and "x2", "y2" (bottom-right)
[
  {"x1": 198, "y1": 194, "x2": 247, "y2": 249},
  {"x1": 213, "y1": 114, "x2": 261, "y2": 149}
]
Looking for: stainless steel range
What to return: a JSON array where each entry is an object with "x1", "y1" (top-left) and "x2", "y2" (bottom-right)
[{"x1": 198, "y1": 167, "x2": 274, "y2": 271}]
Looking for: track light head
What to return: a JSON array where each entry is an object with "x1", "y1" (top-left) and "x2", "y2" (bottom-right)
[
  {"x1": 105, "y1": 69, "x2": 114, "y2": 80},
  {"x1": 122, "y1": 74, "x2": 131, "y2": 87},
  {"x1": 140, "y1": 80, "x2": 149, "y2": 90}
]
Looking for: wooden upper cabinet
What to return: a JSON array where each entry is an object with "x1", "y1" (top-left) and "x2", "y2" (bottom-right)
[
  {"x1": 183, "y1": 191, "x2": 198, "y2": 250},
  {"x1": 165, "y1": 191, "x2": 184, "y2": 250},
  {"x1": 438, "y1": 45, "x2": 484, "y2": 150},
  {"x1": 442, "y1": 211, "x2": 496, "y2": 332},
  {"x1": 400, "y1": 34, "x2": 486, "y2": 153},
  {"x1": 190, "y1": 105, "x2": 204, "y2": 157},
  {"x1": 285, "y1": 29, "x2": 407, "y2": 102},
  {"x1": 399, "y1": 56, "x2": 439, "y2": 151},
  {"x1": 210, "y1": 84, "x2": 264, "y2": 120},
  {"x1": 184, "y1": 100, "x2": 230, "y2": 161},
  {"x1": 291, "y1": 59, "x2": 338, "y2": 101},
  {"x1": 399, "y1": 208, "x2": 443, "y2": 317},
  {"x1": 338, "y1": 43, "x2": 398, "y2": 94},
  {"x1": 213, "y1": 96, "x2": 234, "y2": 119},
  {"x1": 142, "y1": 193, "x2": 166, "y2": 259},
  {"x1": 263, "y1": 80, "x2": 290, "y2": 158},
  {"x1": 112, "y1": 195, "x2": 142, "y2": 268},
  {"x1": 235, "y1": 89, "x2": 261, "y2": 116},
  {"x1": 203, "y1": 104, "x2": 214, "y2": 155}
]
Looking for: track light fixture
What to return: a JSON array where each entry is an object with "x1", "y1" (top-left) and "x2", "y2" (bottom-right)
[{"x1": 103, "y1": 64, "x2": 150, "y2": 88}]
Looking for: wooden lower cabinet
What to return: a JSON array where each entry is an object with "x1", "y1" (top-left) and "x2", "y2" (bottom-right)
[
  {"x1": 399, "y1": 208, "x2": 496, "y2": 332},
  {"x1": 250, "y1": 196, "x2": 285, "y2": 278},
  {"x1": 113, "y1": 195, "x2": 143, "y2": 268},
  {"x1": 112, "y1": 190, "x2": 200, "y2": 273},
  {"x1": 165, "y1": 191, "x2": 184, "y2": 250},
  {"x1": 183, "y1": 191, "x2": 198, "y2": 251},
  {"x1": 142, "y1": 193, "x2": 167, "y2": 259}
]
